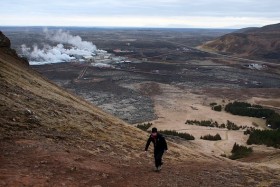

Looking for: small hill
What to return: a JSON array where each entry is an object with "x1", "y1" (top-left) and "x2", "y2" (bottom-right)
[
  {"x1": 200, "y1": 23, "x2": 280, "y2": 62},
  {"x1": 1, "y1": 31, "x2": 280, "y2": 186}
]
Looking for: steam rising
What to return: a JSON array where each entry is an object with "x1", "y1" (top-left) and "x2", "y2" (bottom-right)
[
  {"x1": 21, "y1": 29, "x2": 97, "y2": 65},
  {"x1": 45, "y1": 29, "x2": 96, "y2": 52}
]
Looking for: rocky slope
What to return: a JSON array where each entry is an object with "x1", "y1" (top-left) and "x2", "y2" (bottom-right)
[
  {"x1": 0, "y1": 31, "x2": 29, "y2": 66},
  {"x1": 1, "y1": 32, "x2": 280, "y2": 186},
  {"x1": 201, "y1": 23, "x2": 280, "y2": 62}
]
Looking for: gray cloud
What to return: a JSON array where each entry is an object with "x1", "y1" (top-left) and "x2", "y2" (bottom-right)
[
  {"x1": 1, "y1": 0, "x2": 280, "y2": 27},
  {"x1": 3, "y1": 0, "x2": 280, "y2": 16}
]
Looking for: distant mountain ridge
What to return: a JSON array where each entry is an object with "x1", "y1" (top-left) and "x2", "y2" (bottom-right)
[{"x1": 201, "y1": 23, "x2": 280, "y2": 62}]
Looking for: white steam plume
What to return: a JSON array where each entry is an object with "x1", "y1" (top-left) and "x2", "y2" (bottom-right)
[
  {"x1": 44, "y1": 28, "x2": 96, "y2": 52},
  {"x1": 22, "y1": 44, "x2": 76, "y2": 65},
  {"x1": 22, "y1": 29, "x2": 97, "y2": 65}
]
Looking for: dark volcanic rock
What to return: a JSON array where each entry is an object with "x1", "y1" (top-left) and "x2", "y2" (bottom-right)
[
  {"x1": 0, "y1": 31, "x2": 29, "y2": 66},
  {"x1": 0, "y1": 31, "x2": 11, "y2": 48}
]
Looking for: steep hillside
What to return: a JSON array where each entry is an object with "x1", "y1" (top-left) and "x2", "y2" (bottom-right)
[
  {"x1": 1, "y1": 32, "x2": 280, "y2": 186},
  {"x1": 0, "y1": 31, "x2": 29, "y2": 66},
  {"x1": 200, "y1": 23, "x2": 280, "y2": 62}
]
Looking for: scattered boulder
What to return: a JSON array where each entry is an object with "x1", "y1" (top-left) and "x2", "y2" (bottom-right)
[{"x1": 27, "y1": 115, "x2": 41, "y2": 125}]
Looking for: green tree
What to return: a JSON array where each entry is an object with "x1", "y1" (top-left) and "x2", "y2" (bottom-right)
[{"x1": 229, "y1": 143, "x2": 253, "y2": 160}]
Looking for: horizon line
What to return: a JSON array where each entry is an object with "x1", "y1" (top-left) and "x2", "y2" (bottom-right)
[{"x1": 0, "y1": 25, "x2": 241, "y2": 30}]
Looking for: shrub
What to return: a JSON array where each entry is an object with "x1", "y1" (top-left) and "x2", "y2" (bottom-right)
[
  {"x1": 213, "y1": 105, "x2": 222, "y2": 112},
  {"x1": 159, "y1": 130, "x2": 195, "y2": 140},
  {"x1": 136, "y1": 123, "x2": 153, "y2": 131},
  {"x1": 229, "y1": 143, "x2": 253, "y2": 160},
  {"x1": 200, "y1": 133, "x2": 222, "y2": 141},
  {"x1": 220, "y1": 123, "x2": 226, "y2": 128}
]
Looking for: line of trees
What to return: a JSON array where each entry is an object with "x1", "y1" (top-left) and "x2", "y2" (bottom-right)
[
  {"x1": 225, "y1": 102, "x2": 274, "y2": 118},
  {"x1": 225, "y1": 101, "x2": 280, "y2": 129},
  {"x1": 186, "y1": 120, "x2": 218, "y2": 127},
  {"x1": 159, "y1": 130, "x2": 195, "y2": 140},
  {"x1": 186, "y1": 119, "x2": 245, "y2": 131},
  {"x1": 247, "y1": 129, "x2": 280, "y2": 148},
  {"x1": 136, "y1": 123, "x2": 195, "y2": 140}
]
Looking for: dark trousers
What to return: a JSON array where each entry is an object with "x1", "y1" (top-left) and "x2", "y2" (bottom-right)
[{"x1": 154, "y1": 150, "x2": 164, "y2": 167}]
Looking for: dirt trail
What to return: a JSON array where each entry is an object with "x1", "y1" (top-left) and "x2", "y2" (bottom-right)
[
  {"x1": 77, "y1": 66, "x2": 88, "y2": 80},
  {"x1": 214, "y1": 130, "x2": 229, "y2": 154}
]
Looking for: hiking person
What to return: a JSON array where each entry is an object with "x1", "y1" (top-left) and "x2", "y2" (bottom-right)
[{"x1": 145, "y1": 127, "x2": 168, "y2": 171}]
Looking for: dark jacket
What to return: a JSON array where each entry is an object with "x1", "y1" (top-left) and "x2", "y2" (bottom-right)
[{"x1": 145, "y1": 133, "x2": 168, "y2": 152}]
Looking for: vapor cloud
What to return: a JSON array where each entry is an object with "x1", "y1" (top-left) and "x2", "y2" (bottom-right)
[
  {"x1": 44, "y1": 29, "x2": 96, "y2": 52},
  {"x1": 21, "y1": 30, "x2": 97, "y2": 65}
]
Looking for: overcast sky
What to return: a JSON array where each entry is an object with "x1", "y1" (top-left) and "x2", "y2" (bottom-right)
[{"x1": 1, "y1": 0, "x2": 279, "y2": 28}]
